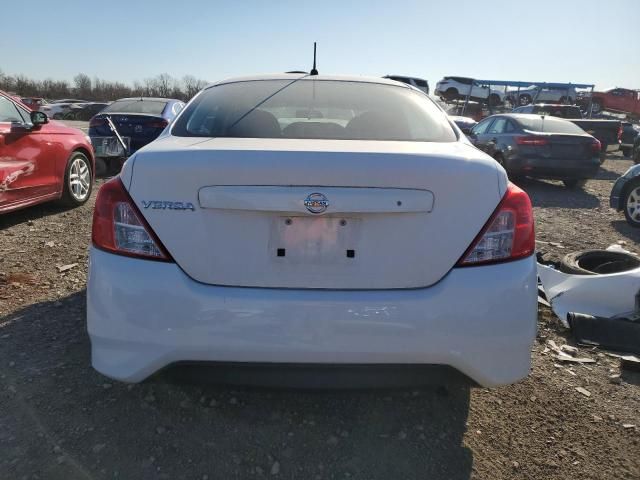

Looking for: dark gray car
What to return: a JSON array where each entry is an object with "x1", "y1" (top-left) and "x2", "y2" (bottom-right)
[
  {"x1": 610, "y1": 164, "x2": 640, "y2": 227},
  {"x1": 468, "y1": 113, "x2": 601, "y2": 188}
]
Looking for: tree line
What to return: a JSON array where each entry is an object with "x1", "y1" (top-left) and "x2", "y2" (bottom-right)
[{"x1": 0, "y1": 70, "x2": 209, "y2": 102}]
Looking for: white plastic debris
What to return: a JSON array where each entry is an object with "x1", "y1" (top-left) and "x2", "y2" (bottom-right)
[
  {"x1": 606, "y1": 244, "x2": 638, "y2": 255},
  {"x1": 537, "y1": 263, "x2": 640, "y2": 327}
]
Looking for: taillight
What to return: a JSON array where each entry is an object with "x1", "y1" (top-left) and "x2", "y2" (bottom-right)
[
  {"x1": 590, "y1": 138, "x2": 601, "y2": 154},
  {"x1": 617, "y1": 124, "x2": 623, "y2": 141},
  {"x1": 457, "y1": 182, "x2": 534, "y2": 266},
  {"x1": 92, "y1": 177, "x2": 173, "y2": 261},
  {"x1": 148, "y1": 119, "x2": 169, "y2": 129},
  {"x1": 89, "y1": 117, "x2": 106, "y2": 127},
  {"x1": 515, "y1": 135, "x2": 549, "y2": 146}
]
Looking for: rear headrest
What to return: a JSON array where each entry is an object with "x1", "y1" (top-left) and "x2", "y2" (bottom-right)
[
  {"x1": 345, "y1": 111, "x2": 409, "y2": 140},
  {"x1": 228, "y1": 109, "x2": 281, "y2": 138}
]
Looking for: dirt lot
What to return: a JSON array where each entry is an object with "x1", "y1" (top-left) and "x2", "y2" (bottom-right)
[{"x1": 1, "y1": 152, "x2": 639, "y2": 480}]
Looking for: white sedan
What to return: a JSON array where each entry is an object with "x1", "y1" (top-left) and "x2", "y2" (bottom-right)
[{"x1": 88, "y1": 74, "x2": 537, "y2": 387}]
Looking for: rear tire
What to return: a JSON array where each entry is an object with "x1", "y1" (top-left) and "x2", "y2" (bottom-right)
[
  {"x1": 590, "y1": 100, "x2": 602, "y2": 114},
  {"x1": 519, "y1": 94, "x2": 532, "y2": 106},
  {"x1": 562, "y1": 179, "x2": 586, "y2": 189},
  {"x1": 444, "y1": 88, "x2": 458, "y2": 101},
  {"x1": 623, "y1": 179, "x2": 640, "y2": 228},
  {"x1": 560, "y1": 250, "x2": 640, "y2": 275},
  {"x1": 59, "y1": 151, "x2": 92, "y2": 207}
]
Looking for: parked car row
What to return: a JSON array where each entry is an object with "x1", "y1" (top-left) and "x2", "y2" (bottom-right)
[
  {"x1": 39, "y1": 99, "x2": 90, "y2": 119},
  {"x1": 59, "y1": 102, "x2": 109, "y2": 121}
]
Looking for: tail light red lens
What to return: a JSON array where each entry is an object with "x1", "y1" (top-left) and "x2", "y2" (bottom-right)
[
  {"x1": 617, "y1": 124, "x2": 623, "y2": 141},
  {"x1": 89, "y1": 117, "x2": 106, "y2": 127},
  {"x1": 515, "y1": 135, "x2": 549, "y2": 146},
  {"x1": 590, "y1": 138, "x2": 601, "y2": 154},
  {"x1": 92, "y1": 177, "x2": 173, "y2": 262},
  {"x1": 457, "y1": 182, "x2": 535, "y2": 266}
]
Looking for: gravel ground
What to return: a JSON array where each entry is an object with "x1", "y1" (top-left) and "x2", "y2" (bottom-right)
[{"x1": 0, "y1": 152, "x2": 638, "y2": 480}]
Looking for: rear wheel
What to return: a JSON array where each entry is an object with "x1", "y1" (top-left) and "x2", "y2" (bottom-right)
[
  {"x1": 562, "y1": 179, "x2": 586, "y2": 189},
  {"x1": 590, "y1": 99, "x2": 602, "y2": 114},
  {"x1": 560, "y1": 249, "x2": 640, "y2": 274},
  {"x1": 60, "y1": 151, "x2": 92, "y2": 206},
  {"x1": 444, "y1": 88, "x2": 458, "y2": 101},
  {"x1": 623, "y1": 180, "x2": 640, "y2": 228},
  {"x1": 518, "y1": 94, "x2": 532, "y2": 106}
]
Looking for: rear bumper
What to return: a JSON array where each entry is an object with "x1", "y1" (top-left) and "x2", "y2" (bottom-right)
[
  {"x1": 506, "y1": 156, "x2": 600, "y2": 179},
  {"x1": 87, "y1": 247, "x2": 538, "y2": 387}
]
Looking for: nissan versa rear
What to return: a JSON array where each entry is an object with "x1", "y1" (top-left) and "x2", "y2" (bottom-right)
[{"x1": 88, "y1": 75, "x2": 537, "y2": 387}]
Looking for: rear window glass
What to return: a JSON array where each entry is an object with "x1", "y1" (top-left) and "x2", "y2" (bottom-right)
[
  {"x1": 517, "y1": 116, "x2": 585, "y2": 134},
  {"x1": 414, "y1": 79, "x2": 428, "y2": 87},
  {"x1": 103, "y1": 100, "x2": 167, "y2": 115},
  {"x1": 172, "y1": 79, "x2": 457, "y2": 142}
]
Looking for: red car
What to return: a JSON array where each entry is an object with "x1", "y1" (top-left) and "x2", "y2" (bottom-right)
[
  {"x1": 0, "y1": 90, "x2": 95, "y2": 214},
  {"x1": 590, "y1": 88, "x2": 640, "y2": 116}
]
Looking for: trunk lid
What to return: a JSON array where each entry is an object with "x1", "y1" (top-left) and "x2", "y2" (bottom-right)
[
  {"x1": 548, "y1": 134, "x2": 594, "y2": 160},
  {"x1": 125, "y1": 138, "x2": 503, "y2": 289},
  {"x1": 90, "y1": 113, "x2": 167, "y2": 151}
]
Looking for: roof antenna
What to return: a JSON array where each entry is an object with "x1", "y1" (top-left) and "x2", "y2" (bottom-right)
[{"x1": 310, "y1": 42, "x2": 318, "y2": 76}]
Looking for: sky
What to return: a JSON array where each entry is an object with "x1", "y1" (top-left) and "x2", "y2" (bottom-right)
[{"x1": 2, "y1": 0, "x2": 638, "y2": 91}]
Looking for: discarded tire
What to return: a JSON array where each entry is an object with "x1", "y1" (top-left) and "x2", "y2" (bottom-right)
[{"x1": 559, "y1": 250, "x2": 640, "y2": 275}]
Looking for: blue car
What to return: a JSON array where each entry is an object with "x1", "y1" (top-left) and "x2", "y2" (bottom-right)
[
  {"x1": 89, "y1": 97, "x2": 185, "y2": 174},
  {"x1": 610, "y1": 163, "x2": 640, "y2": 228}
]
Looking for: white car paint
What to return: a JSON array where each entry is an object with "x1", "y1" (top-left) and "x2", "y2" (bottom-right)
[
  {"x1": 88, "y1": 74, "x2": 537, "y2": 387},
  {"x1": 434, "y1": 77, "x2": 505, "y2": 102},
  {"x1": 508, "y1": 87, "x2": 578, "y2": 105},
  {"x1": 88, "y1": 247, "x2": 537, "y2": 386},
  {"x1": 538, "y1": 263, "x2": 640, "y2": 327},
  {"x1": 39, "y1": 102, "x2": 80, "y2": 119},
  {"x1": 126, "y1": 138, "x2": 503, "y2": 289}
]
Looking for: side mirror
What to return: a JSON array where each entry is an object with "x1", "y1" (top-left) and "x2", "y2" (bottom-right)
[
  {"x1": 31, "y1": 110, "x2": 48, "y2": 126},
  {"x1": 461, "y1": 127, "x2": 472, "y2": 135}
]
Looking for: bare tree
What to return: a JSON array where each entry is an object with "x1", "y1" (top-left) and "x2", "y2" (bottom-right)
[
  {"x1": 182, "y1": 75, "x2": 207, "y2": 100},
  {"x1": 74, "y1": 73, "x2": 92, "y2": 98},
  {"x1": 0, "y1": 69, "x2": 207, "y2": 101},
  {"x1": 154, "y1": 73, "x2": 174, "y2": 98}
]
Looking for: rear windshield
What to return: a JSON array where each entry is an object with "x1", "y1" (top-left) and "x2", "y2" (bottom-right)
[
  {"x1": 531, "y1": 106, "x2": 581, "y2": 118},
  {"x1": 172, "y1": 79, "x2": 457, "y2": 142},
  {"x1": 517, "y1": 116, "x2": 585, "y2": 134},
  {"x1": 103, "y1": 100, "x2": 167, "y2": 115}
]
